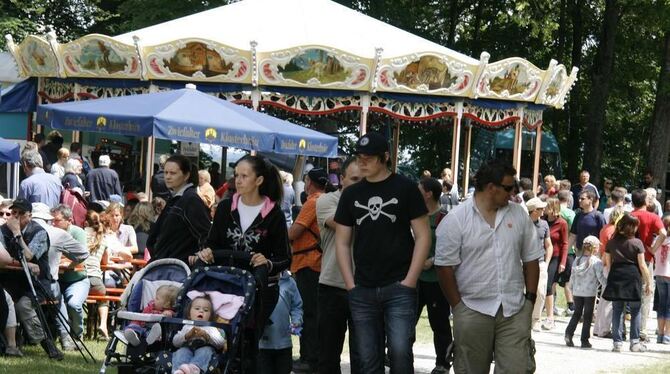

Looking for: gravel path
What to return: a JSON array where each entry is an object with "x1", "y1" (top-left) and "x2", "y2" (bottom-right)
[{"x1": 318, "y1": 314, "x2": 670, "y2": 374}]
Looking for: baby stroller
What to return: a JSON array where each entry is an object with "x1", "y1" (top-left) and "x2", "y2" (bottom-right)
[
  {"x1": 100, "y1": 258, "x2": 191, "y2": 374},
  {"x1": 154, "y1": 265, "x2": 257, "y2": 374}
]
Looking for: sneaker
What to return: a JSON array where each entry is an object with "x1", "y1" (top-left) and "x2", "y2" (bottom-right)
[
  {"x1": 581, "y1": 340, "x2": 592, "y2": 349},
  {"x1": 146, "y1": 324, "x2": 162, "y2": 345},
  {"x1": 4, "y1": 346, "x2": 24, "y2": 357},
  {"x1": 60, "y1": 334, "x2": 76, "y2": 351},
  {"x1": 630, "y1": 342, "x2": 647, "y2": 352},
  {"x1": 565, "y1": 335, "x2": 574, "y2": 347},
  {"x1": 657, "y1": 335, "x2": 664, "y2": 344},
  {"x1": 640, "y1": 333, "x2": 649, "y2": 343},
  {"x1": 532, "y1": 321, "x2": 542, "y2": 332},
  {"x1": 565, "y1": 308, "x2": 574, "y2": 317},
  {"x1": 431, "y1": 365, "x2": 449, "y2": 374},
  {"x1": 292, "y1": 360, "x2": 312, "y2": 373},
  {"x1": 541, "y1": 319, "x2": 555, "y2": 330},
  {"x1": 40, "y1": 339, "x2": 64, "y2": 360},
  {"x1": 663, "y1": 336, "x2": 670, "y2": 345},
  {"x1": 188, "y1": 364, "x2": 201, "y2": 374},
  {"x1": 124, "y1": 329, "x2": 141, "y2": 346},
  {"x1": 114, "y1": 330, "x2": 129, "y2": 345},
  {"x1": 612, "y1": 343, "x2": 622, "y2": 352}
]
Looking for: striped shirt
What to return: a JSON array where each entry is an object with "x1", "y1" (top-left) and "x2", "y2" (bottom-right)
[{"x1": 435, "y1": 196, "x2": 542, "y2": 317}]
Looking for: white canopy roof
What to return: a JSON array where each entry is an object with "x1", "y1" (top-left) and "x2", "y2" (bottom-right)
[
  {"x1": 115, "y1": 0, "x2": 478, "y2": 63},
  {"x1": 0, "y1": 52, "x2": 24, "y2": 83}
]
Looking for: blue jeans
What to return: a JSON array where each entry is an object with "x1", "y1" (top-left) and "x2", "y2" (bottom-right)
[
  {"x1": 49, "y1": 282, "x2": 69, "y2": 336},
  {"x1": 60, "y1": 278, "x2": 90, "y2": 338},
  {"x1": 172, "y1": 346, "x2": 215, "y2": 373},
  {"x1": 612, "y1": 301, "x2": 641, "y2": 344},
  {"x1": 348, "y1": 282, "x2": 417, "y2": 374}
]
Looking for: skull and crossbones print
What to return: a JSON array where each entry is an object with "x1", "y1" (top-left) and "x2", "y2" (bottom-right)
[{"x1": 354, "y1": 196, "x2": 398, "y2": 224}]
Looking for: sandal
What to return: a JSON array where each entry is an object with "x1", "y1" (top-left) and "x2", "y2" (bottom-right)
[{"x1": 97, "y1": 326, "x2": 110, "y2": 341}]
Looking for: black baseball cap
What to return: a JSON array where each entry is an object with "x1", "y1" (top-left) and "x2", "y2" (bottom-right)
[
  {"x1": 354, "y1": 132, "x2": 388, "y2": 155},
  {"x1": 10, "y1": 198, "x2": 32, "y2": 213},
  {"x1": 307, "y1": 168, "x2": 329, "y2": 187}
]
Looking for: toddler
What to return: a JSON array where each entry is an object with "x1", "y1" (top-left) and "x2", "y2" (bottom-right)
[
  {"x1": 172, "y1": 296, "x2": 226, "y2": 374},
  {"x1": 258, "y1": 270, "x2": 303, "y2": 374},
  {"x1": 124, "y1": 284, "x2": 179, "y2": 346},
  {"x1": 565, "y1": 236, "x2": 606, "y2": 348}
]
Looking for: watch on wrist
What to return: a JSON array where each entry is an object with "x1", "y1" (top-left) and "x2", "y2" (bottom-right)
[{"x1": 525, "y1": 292, "x2": 537, "y2": 304}]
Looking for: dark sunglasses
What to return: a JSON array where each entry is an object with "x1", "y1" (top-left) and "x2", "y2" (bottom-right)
[{"x1": 496, "y1": 183, "x2": 516, "y2": 192}]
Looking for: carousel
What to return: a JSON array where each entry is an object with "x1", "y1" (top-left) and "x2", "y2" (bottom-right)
[{"x1": 4, "y1": 0, "x2": 577, "y2": 192}]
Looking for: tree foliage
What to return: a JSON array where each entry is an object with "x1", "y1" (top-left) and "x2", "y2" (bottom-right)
[{"x1": 2, "y1": 0, "x2": 669, "y2": 190}]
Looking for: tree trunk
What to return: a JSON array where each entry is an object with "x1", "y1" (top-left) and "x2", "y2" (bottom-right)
[
  {"x1": 470, "y1": 0, "x2": 484, "y2": 55},
  {"x1": 646, "y1": 32, "x2": 670, "y2": 201},
  {"x1": 565, "y1": 0, "x2": 584, "y2": 182},
  {"x1": 582, "y1": 0, "x2": 621, "y2": 186},
  {"x1": 446, "y1": 0, "x2": 459, "y2": 47}
]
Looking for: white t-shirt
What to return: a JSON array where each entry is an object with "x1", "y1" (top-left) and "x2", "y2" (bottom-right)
[{"x1": 238, "y1": 199, "x2": 263, "y2": 232}]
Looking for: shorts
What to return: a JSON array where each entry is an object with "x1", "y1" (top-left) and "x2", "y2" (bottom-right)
[
  {"x1": 89, "y1": 276, "x2": 108, "y2": 307},
  {"x1": 546, "y1": 257, "x2": 560, "y2": 296},
  {"x1": 557, "y1": 254, "x2": 575, "y2": 287},
  {"x1": 4, "y1": 289, "x2": 17, "y2": 328}
]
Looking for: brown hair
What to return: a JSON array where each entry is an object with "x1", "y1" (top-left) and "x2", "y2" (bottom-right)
[
  {"x1": 185, "y1": 295, "x2": 216, "y2": 322},
  {"x1": 615, "y1": 213, "x2": 639, "y2": 239}
]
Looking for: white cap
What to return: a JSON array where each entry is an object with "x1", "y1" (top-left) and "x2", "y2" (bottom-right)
[
  {"x1": 526, "y1": 197, "x2": 547, "y2": 211},
  {"x1": 99, "y1": 154, "x2": 111, "y2": 167},
  {"x1": 31, "y1": 203, "x2": 54, "y2": 220}
]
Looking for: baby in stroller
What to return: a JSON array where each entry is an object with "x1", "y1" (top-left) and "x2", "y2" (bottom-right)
[
  {"x1": 172, "y1": 295, "x2": 227, "y2": 374},
  {"x1": 124, "y1": 284, "x2": 179, "y2": 346}
]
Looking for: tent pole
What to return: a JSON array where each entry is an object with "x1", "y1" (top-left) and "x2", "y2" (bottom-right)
[
  {"x1": 12, "y1": 163, "x2": 19, "y2": 199},
  {"x1": 391, "y1": 122, "x2": 400, "y2": 172},
  {"x1": 144, "y1": 136, "x2": 155, "y2": 199},
  {"x1": 463, "y1": 122, "x2": 473, "y2": 196},
  {"x1": 532, "y1": 125, "x2": 543, "y2": 192}
]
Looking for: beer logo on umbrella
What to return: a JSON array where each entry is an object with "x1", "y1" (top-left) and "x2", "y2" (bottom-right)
[
  {"x1": 205, "y1": 128, "x2": 217, "y2": 141},
  {"x1": 298, "y1": 138, "x2": 307, "y2": 151},
  {"x1": 96, "y1": 116, "x2": 107, "y2": 127}
]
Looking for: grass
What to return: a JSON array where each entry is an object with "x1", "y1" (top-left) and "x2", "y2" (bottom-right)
[{"x1": 0, "y1": 339, "x2": 109, "y2": 374}]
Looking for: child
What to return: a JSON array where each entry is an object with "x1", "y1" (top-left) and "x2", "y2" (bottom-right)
[
  {"x1": 172, "y1": 296, "x2": 226, "y2": 374},
  {"x1": 257, "y1": 270, "x2": 303, "y2": 374},
  {"x1": 565, "y1": 235, "x2": 607, "y2": 348},
  {"x1": 124, "y1": 284, "x2": 179, "y2": 346},
  {"x1": 652, "y1": 216, "x2": 670, "y2": 344}
]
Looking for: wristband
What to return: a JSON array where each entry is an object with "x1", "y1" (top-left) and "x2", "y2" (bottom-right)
[{"x1": 525, "y1": 292, "x2": 537, "y2": 304}]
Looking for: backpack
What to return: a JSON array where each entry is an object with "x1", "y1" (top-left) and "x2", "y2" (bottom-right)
[{"x1": 60, "y1": 188, "x2": 88, "y2": 227}]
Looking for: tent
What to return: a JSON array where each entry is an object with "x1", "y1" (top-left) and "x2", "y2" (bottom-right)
[
  {"x1": 37, "y1": 86, "x2": 337, "y2": 157},
  {"x1": 0, "y1": 137, "x2": 20, "y2": 199}
]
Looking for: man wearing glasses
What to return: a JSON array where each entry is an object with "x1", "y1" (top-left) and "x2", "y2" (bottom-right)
[
  {"x1": 0, "y1": 198, "x2": 63, "y2": 359},
  {"x1": 435, "y1": 160, "x2": 541, "y2": 373}
]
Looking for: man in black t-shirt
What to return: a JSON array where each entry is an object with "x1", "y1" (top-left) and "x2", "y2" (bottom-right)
[{"x1": 334, "y1": 132, "x2": 430, "y2": 373}]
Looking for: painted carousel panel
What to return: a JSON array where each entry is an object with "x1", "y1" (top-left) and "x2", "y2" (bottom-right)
[
  {"x1": 376, "y1": 54, "x2": 477, "y2": 97},
  {"x1": 258, "y1": 46, "x2": 372, "y2": 90},
  {"x1": 61, "y1": 35, "x2": 141, "y2": 78},
  {"x1": 144, "y1": 40, "x2": 252, "y2": 83},
  {"x1": 16, "y1": 36, "x2": 59, "y2": 77},
  {"x1": 474, "y1": 58, "x2": 544, "y2": 102}
]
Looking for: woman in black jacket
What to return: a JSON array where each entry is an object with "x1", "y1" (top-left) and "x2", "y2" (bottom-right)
[
  {"x1": 196, "y1": 154, "x2": 290, "y2": 372},
  {"x1": 146, "y1": 155, "x2": 211, "y2": 263}
]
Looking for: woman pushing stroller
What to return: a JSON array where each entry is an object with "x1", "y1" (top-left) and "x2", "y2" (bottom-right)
[{"x1": 193, "y1": 154, "x2": 291, "y2": 372}]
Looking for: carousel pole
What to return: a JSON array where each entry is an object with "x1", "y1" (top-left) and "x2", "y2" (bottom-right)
[
  {"x1": 462, "y1": 120, "x2": 473, "y2": 196},
  {"x1": 451, "y1": 102, "x2": 463, "y2": 191},
  {"x1": 391, "y1": 122, "x2": 400, "y2": 172},
  {"x1": 532, "y1": 124, "x2": 543, "y2": 192},
  {"x1": 250, "y1": 89, "x2": 261, "y2": 156},
  {"x1": 72, "y1": 82, "x2": 81, "y2": 142},
  {"x1": 144, "y1": 84, "x2": 158, "y2": 199},
  {"x1": 359, "y1": 94, "x2": 370, "y2": 136},
  {"x1": 512, "y1": 105, "x2": 525, "y2": 179}
]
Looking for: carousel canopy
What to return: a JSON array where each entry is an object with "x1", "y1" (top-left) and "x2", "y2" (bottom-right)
[
  {"x1": 37, "y1": 86, "x2": 338, "y2": 157},
  {"x1": 5, "y1": 0, "x2": 577, "y2": 110}
]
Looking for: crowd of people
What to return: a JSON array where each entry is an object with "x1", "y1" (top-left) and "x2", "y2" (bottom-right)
[{"x1": 1, "y1": 129, "x2": 670, "y2": 374}]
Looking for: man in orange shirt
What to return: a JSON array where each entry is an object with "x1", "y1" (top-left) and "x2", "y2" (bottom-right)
[{"x1": 289, "y1": 167, "x2": 333, "y2": 372}]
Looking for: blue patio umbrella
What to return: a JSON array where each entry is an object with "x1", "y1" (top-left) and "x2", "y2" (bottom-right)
[{"x1": 37, "y1": 87, "x2": 338, "y2": 157}]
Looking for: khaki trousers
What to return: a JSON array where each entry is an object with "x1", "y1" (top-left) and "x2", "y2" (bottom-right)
[
  {"x1": 453, "y1": 299, "x2": 533, "y2": 374},
  {"x1": 532, "y1": 261, "x2": 548, "y2": 324}
]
